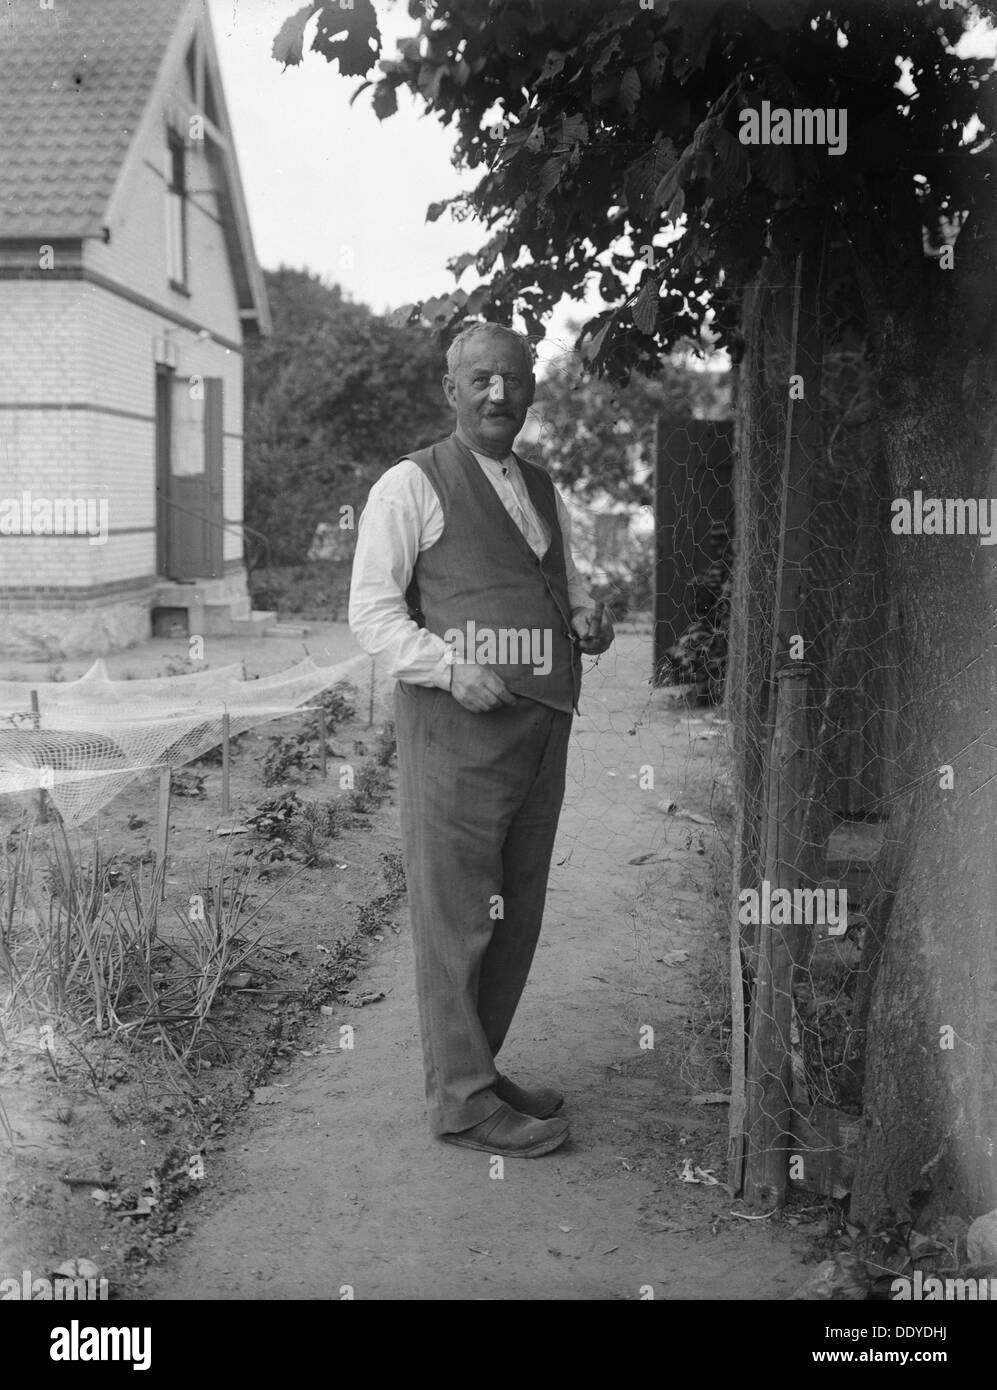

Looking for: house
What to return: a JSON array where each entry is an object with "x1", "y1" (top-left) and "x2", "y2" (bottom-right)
[{"x1": 0, "y1": 0, "x2": 271, "y2": 659}]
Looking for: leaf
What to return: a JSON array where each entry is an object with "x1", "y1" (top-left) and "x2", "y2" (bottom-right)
[
  {"x1": 631, "y1": 278, "x2": 660, "y2": 335},
  {"x1": 619, "y1": 66, "x2": 641, "y2": 115},
  {"x1": 653, "y1": 152, "x2": 687, "y2": 211},
  {"x1": 638, "y1": 39, "x2": 669, "y2": 89},
  {"x1": 751, "y1": 143, "x2": 796, "y2": 199},
  {"x1": 343, "y1": 989, "x2": 385, "y2": 1007},
  {"x1": 664, "y1": 0, "x2": 729, "y2": 79},
  {"x1": 426, "y1": 200, "x2": 452, "y2": 223},
  {"x1": 752, "y1": 0, "x2": 812, "y2": 29},
  {"x1": 371, "y1": 80, "x2": 398, "y2": 120},
  {"x1": 579, "y1": 319, "x2": 613, "y2": 365},
  {"x1": 310, "y1": 0, "x2": 381, "y2": 77},
  {"x1": 493, "y1": 122, "x2": 540, "y2": 167},
  {"x1": 592, "y1": 34, "x2": 622, "y2": 76},
  {"x1": 465, "y1": 286, "x2": 491, "y2": 315},
  {"x1": 537, "y1": 156, "x2": 567, "y2": 197},
  {"x1": 592, "y1": 74, "x2": 618, "y2": 107},
  {"x1": 659, "y1": 949, "x2": 690, "y2": 965},
  {"x1": 539, "y1": 50, "x2": 567, "y2": 82},
  {"x1": 559, "y1": 113, "x2": 589, "y2": 148},
  {"x1": 448, "y1": 251, "x2": 478, "y2": 279},
  {"x1": 626, "y1": 140, "x2": 677, "y2": 219},
  {"x1": 599, "y1": 267, "x2": 623, "y2": 300},
  {"x1": 419, "y1": 293, "x2": 460, "y2": 324},
  {"x1": 271, "y1": 3, "x2": 318, "y2": 69}
]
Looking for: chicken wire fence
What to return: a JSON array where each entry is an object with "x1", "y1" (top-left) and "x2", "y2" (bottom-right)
[
  {"x1": 599, "y1": 255, "x2": 913, "y2": 1204},
  {"x1": 720, "y1": 256, "x2": 904, "y2": 1204}
]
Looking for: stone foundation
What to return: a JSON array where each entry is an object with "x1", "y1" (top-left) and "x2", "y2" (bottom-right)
[{"x1": 0, "y1": 592, "x2": 155, "y2": 660}]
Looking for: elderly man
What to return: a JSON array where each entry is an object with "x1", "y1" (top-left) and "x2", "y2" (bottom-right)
[{"x1": 349, "y1": 322, "x2": 613, "y2": 1158}]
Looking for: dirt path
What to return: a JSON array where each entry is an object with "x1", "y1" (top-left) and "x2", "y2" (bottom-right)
[{"x1": 140, "y1": 633, "x2": 811, "y2": 1300}]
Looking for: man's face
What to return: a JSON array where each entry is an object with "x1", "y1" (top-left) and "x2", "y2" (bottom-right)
[{"x1": 443, "y1": 334, "x2": 535, "y2": 459}]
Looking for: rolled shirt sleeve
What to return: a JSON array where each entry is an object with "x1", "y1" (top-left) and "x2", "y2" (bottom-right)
[{"x1": 348, "y1": 462, "x2": 453, "y2": 688}]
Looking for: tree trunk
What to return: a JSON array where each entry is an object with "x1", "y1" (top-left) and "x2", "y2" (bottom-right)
[{"x1": 851, "y1": 361, "x2": 997, "y2": 1225}]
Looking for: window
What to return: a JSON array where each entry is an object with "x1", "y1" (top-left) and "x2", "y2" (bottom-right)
[
  {"x1": 165, "y1": 131, "x2": 188, "y2": 290},
  {"x1": 170, "y1": 377, "x2": 205, "y2": 477}
]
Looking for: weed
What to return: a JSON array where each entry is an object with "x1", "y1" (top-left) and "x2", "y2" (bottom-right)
[
  {"x1": 320, "y1": 682, "x2": 358, "y2": 731},
  {"x1": 247, "y1": 792, "x2": 303, "y2": 844},
  {"x1": 262, "y1": 731, "x2": 315, "y2": 786},
  {"x1": 290, "y1": 799, "x2": 352, "y2": 867},
  {"x1": 373, "y1": 720, "x2": 397, "y2": 767},
  {"x1": 347, "y1": 764, "x2": 391, "y2": 815}
]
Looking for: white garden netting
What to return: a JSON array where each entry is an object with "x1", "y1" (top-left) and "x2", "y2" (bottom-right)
[{"x1": 0, "y1": 654, "x2": 375, "y2": 826}]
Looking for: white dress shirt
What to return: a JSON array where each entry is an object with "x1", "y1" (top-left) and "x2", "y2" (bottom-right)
[{"x1": 349, "y1": 445, "x2": 593, "y2": 688}]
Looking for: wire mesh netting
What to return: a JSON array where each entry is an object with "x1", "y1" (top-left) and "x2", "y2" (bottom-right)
[
  {"x1": 0, "y1": 654, "x2": 379, "y2": 826},
  {"x1": 721, "y1": 255, "x2": 913, "y2": 1202}
]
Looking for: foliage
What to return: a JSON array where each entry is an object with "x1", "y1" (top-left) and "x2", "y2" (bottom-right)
[
  {"x1": 531, "y1": 322, "x2": 730, "y2": 504},
  {"x1": 249, "y1": 560, "x2": 353, "y2": 620},
  {"x1": 291, "y1": 798, "x2": 353, "y2": 866},
  {"x1": 0, "y1": 825, "x2": 278, "y2": 1067},
  {"x1": 283, "y1": 0, "x2": 996, "y2": 396},
  {"x1": 347, "y1": 763, "x2": 392, "y2": 814},
  {"x1": 246, "y1": 791, "x2": 305, "y2": 844},
  {"x1": 320, "y1": 681, "x2": 358, "y2": 730},
  {"x1": 664, "y1": 520, "x2": 733, "y2": 699},
  {"x1": 372, "y1": 720, "x2": 397, "y2": 767},
  {"x1": 261, "y1": 732, "x2": 316, "y2": 787},
  {"x1": 245, "y1": 268, "x2": 453, "y2": 564}
]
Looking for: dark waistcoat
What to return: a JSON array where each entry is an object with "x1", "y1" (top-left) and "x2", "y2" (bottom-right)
[{"x1": 403, "y1": 433, "x2": 581, "y2": 714}]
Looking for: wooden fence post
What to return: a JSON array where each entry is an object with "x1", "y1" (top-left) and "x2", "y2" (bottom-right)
[
  {"x1": 156, "y1": 765, "x2": 172, "y2": 904},
  {"x1": 741, "y1": 242, "x2": 824, "y2": 1205},
  {"x1": 221, "y1": 712, "x2": 231, "y2": 814},
  {"x1": 30, "y1": 689, "x2": 47, "y2": 822},
  {"x1": 744, "y1": 665, "x2": 812, "y2": 1205}
]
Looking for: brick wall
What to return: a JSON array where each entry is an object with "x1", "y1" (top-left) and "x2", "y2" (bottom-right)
[{"x1": 0, "y1": 81, "x2": 249, "y2": 601}]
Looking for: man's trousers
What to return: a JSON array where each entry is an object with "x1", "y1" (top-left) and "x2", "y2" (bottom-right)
[{"x1": 394, "y1": 681, "x2": 573, "y2": 1135}]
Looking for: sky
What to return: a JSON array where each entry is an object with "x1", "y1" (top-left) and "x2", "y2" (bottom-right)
[{"x1": 206, "y1": 0, "x2": 591, "y2": 364}]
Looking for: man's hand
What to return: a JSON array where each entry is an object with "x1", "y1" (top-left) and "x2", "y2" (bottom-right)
[
  {"x1": 572, "y1": 602, "x2": 615, "y2": 656},
  {"x1": 450, "y1": 661, "x2": 518, "y2": 712}
]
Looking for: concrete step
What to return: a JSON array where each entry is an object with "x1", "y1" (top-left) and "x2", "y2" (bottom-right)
[{"x1": 201, "y1": 609, "x2": 277, "y2": 637}]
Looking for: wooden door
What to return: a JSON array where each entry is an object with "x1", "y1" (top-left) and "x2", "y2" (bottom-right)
[{"x1": 156, "y1": 368, "x2": 224, "y2": 580}]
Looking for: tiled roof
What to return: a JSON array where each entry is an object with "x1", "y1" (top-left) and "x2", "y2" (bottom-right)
[{"x1": 0, "y1": 0, "x2": 189, "y2": 239}]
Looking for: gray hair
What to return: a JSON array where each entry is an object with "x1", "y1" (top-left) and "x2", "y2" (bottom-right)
[{"x1": 445, "y1": 322, "x2": 534, "y2": 377}]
